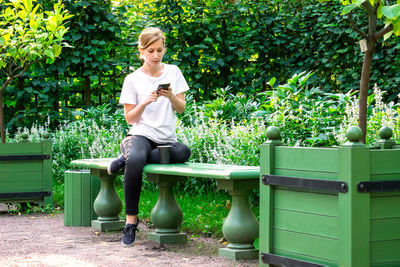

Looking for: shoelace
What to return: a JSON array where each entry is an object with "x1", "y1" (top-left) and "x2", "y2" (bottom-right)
[{"x1": 123, "y1": 224, "x2": 138, "y2": 235}]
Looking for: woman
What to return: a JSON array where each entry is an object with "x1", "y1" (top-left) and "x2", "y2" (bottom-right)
[{"x1": 108, "y1": 27, "x2": 191, "y2": 246}]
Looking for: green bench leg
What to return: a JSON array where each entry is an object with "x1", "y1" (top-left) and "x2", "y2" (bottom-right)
[
  {"x1": 217, "y1": 181, "x2": 259, "y2": 260},
  {"x1": 146, "y1": 174, "x2": 187, "y2": 244},
  {"x1": 91, "y1": 169, "x2": 125, "y2": 231}
]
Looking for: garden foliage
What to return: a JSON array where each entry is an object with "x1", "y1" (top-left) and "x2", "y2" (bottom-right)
[{"x1": 2, "y1": 0, "x2": 399, "y2": 133}]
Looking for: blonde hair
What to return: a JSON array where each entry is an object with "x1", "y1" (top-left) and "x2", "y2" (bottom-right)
[{"x1": 138, "y1": 27, "x2": 166, "y2": 50}]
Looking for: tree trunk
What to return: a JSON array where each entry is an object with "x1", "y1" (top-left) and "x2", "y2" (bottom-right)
[
  {"x1": 358, "y1": 44, "x2": 374, "y2": 144},
  {"x1": 0, "y1": 91, "x2": 4, "y2": 143}
]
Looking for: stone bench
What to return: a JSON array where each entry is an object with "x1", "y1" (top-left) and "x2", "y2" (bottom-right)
[{"x1": 69, "y1": 159, "x2": 259, "y2": 260}]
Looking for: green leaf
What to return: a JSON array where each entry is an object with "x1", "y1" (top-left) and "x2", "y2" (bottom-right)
[
  {"x1": 268, "y1": 77, "x2": 276, "y2": 88},
  {"x1": 382, "y1": 4, "x2": 400, "y2": 19},
  {"x1": 53, "y1": 44, "x2": 62, "y2": 57},
  {"x1": 341, "y1": 0, "x2": 366, "y2": 15},
  {"x1": 44, "y1": 49, "x2": 54, "y2": 59},
  {"x1": 393, "y1": 18, "x2": 400, "y2": 35}
]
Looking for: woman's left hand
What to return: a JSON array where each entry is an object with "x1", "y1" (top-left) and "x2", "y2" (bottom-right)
[{"x1": 158, "y1": 86, "x2": 174, "y2": 100}]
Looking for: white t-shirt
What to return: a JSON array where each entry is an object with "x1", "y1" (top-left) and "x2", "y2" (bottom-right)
[{"x1": 119, "y1": 63, "x2": 189, "y2": 143}]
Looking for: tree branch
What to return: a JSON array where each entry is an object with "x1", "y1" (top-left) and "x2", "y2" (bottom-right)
[
  {"x1": 362, "y1": 0, "x2": 373, "y2": 14},
  {"x1": 374, "y1": 24, "x2": 394, "y2": 40},
  {"x1": 13, "y1": 58, "x2": 45, "y2": 79},
  {"x1": 348, "y1": 11, "x2": 367, "y2": 38}
]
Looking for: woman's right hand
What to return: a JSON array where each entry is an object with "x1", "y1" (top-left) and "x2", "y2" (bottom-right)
[{"x1": 142, "y1": 91, "x2": 159, "y2": 106}]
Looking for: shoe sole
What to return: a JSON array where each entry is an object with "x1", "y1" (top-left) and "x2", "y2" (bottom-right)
[{"x1": 122, "y1": 241, "x2": 135, "y2": 247}]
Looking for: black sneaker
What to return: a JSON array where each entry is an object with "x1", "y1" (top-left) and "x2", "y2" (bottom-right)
[
  {"x1": 122, "y1": 221, "x2": 139, "y2": 247},
  {"x1": 107, "y1": 155, "x2": 125, "y2": 175}
]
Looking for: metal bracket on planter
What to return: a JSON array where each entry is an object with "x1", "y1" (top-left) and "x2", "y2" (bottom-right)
[
  {"x1": 262, "y1": 174, "x2": 348, "y2": 193},
  {"x1": 0, "y1": 192, "x2": 51, "y2": 199},
  {"x1": 0, "y1": 155, "x2": 50, "y2": 161},
  {"x1": 358, "y1": 180, "x2": 400, "y2": 193},
  {"x1": 261, "y1": 253, "x2": 325, "y2": 267}
]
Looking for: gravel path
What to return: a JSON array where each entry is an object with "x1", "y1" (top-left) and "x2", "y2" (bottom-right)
[{"x1": 0, "y1": 212, "x2": 258, "y2": 267}]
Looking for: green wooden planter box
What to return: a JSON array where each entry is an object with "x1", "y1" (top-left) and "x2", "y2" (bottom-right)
[
  {"x1": 0, "y1": 139, "x2": 53, "y2": 208},
  {"x1": 64, "y1": 170, "x2": 100, "y2": 226},
  {"x1": 259, "y1": 127, "x2": 400, "y2": 267}
]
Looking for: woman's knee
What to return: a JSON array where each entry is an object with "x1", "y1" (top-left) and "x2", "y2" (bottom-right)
[{"x1": 172, "y1": 143, "x2": 191, "y2": 163}]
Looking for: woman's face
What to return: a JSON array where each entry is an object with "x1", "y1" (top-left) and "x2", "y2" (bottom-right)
[{"x1": 140, "y1": 39, "x2": 165, "y2": 67}]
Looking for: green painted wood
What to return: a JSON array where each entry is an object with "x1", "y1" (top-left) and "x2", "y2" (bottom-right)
[
  {"x1": 259, "y1": 141, "x2": 280, "y2": 267},
  {"x1": 274, "y1": 146, "x2": 339, "y2": 173},
  {"x1": 274, "y1": 189, "x2": 339, "y2": 217},
  {"x1": 372, "y1": 262, "x2": 400, "y2": 267},
  {"x1": 274, "y1": 249, "x2": 337, "y2": 267},
  {"x1": 338, "y1": 145, "x2": 370, "y2": 267},
  {"x1": 274, "y1": 209, "x2": 339, "y2": 239},
  {"x1": 370, "y1": 149, "x2": 400, "y2": 174},
  {"x1": 273, "y1": 229, "x2": 339, "y2": 261},
  {"x1": 70, "y1": 159, "x2": 260, "y2": 180},
  {"x1": 0, "y1": 143, "x2": 44, "y2": 154},
  {"x1": 42, "y1": 140, "x2": 52, "y2": 208},
  {"x1": 371, "y1": 195, "x2": 400, "y2": 219},
  {"x1": 371, "y1": 218, "x2": 400, "y2": 241},
  {"x1": 64, "y1": 170, "x2": 100, "y2": 226},
  {"x1": 0, "y1": 141, "x2": 52, "y2": 208},
  {"x1": 371, "y1": 240, "x2": 400, "y2": 263},
  {"x1": 0, "y1": 162, "x2": 43, "y2": 172},
  {"x1": 0, "y1": 172, "x2": 43, "y2": 193},
  {"x1": 273, "y1": 169, "x2": 339, "y2": 181}
]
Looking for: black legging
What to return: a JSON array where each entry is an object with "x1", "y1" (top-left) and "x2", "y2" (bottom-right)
[{"x1": 120, "y1": 135, "x2": 191, "y2": 215}]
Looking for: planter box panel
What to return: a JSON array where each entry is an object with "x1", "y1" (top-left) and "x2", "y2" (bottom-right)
[
  {"x1": 371, "y1": 240, "x2": 400, "y2": 263},
  {"x1": 372, "y1": 263, "x2": 400, "y2": 267},
  {"x1": 370, "y1": 195, "x2": 400, "y2": 219},
  {"x1": 0, "y1": 161, "x2": 43, "y2": 172},
  {"x1": 275, "y1": 147, "x2": 339, "y2": 174},
  {"x1": 274, "y1": 249, "x2": 337, "y2": 267},
  {"x1": 0, "y1": 143, "x2": 44, "y2": 155},
  {"x1": 371, "y1": 218, "x2": 400, "y2": 241},
  {"x1": 274, "y1": 209, "x2": 339, "y2": 239},
  {"x1": 274, "y1": 189, "x2": 339, "y2": 217},
  {"x1": 274, "y1": 229, "x2": 339, "y2": 261},
  {"x1": 274, "y1": 169, "x2": 339, "y2": 181},
  {"x1": 370, "y1": 150, "x2": 400, "y2": 175},
  {"x1": 0, "y1": 172, "x2": 43, "y2": 193}
]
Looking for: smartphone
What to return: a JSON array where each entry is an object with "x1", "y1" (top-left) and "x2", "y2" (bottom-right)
[{"x1": 156, "y1": 83, "x2": 170, "y2": 94}]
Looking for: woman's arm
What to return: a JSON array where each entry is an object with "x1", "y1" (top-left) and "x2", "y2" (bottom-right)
[
  {"x1": 123, "y1": 92, "x2": 159, "y2": 125},
  {"x1": 158, "y1": 87, "x2": 186, "y2": 114}
]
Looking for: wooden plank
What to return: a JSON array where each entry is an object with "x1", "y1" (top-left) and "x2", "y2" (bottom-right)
[
  {"x1": 371, "y1": 218, "x2": 400, "y2": 241},
  {"x1": 0, "y1": 172, "x2": 43, "y2": 193},
  {"x1": 81, "y1": 172, "x2": 91, "y2": 226},
  {"x1": 370, "y1": 195, "x2": 400, "y2": 219},
  {"x1": 370, "y1": 150, "x2": 400, "y2": 174},
  {"x1": 370, "y1": 173, "x2": 400, "y2": 181},
  {"x1": 274, "y1": 229, "x2": 338, "y2": 261},
  {"x1": 274, "y1": 249, "x2": 337, "y2": 267},
  {"x1": 371, "y1": 240, "x2": 400, "y2": 263},
  {"x1": 274, "y1": 209, "x2": 339, "y2": 239},
  {"x1": 274, "y1": 169, "x2": 339, "y2": 181},
  {"x1": 0, "y1": 143, "x2": 44, "y2": 155},
  {"x1": 42, "y1": 140, "x2": 53, "y2": 208},
  {"x1": 64, "y1": 171, "x2": 73, "y2": 226},
  {"x1": 372, "y1": 262, "x2": 400, "y2": 267},
  {"x1": 274, "y1": 147, "x2": 339, "y2": 173},
  {"x1": 274, "y1": 189, "x2": 339, "y2": 217},
  {"x1": 0, "y1": 162, "x2": 43, "y2": 172},
  {"x1": 259, "y1": 142, "x2": 279, "y2": 267},
  {"x1": 338, "y1": 145, "x2": 370, "y2": 267}
]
